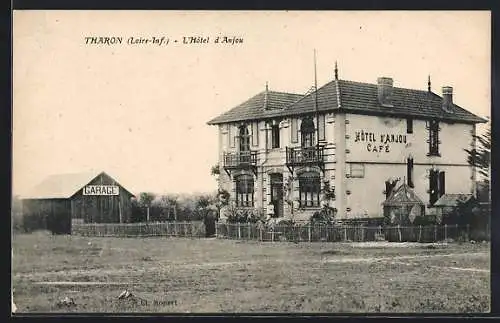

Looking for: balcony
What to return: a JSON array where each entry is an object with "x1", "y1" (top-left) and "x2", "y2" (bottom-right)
[
  {"x1": 223, "y1": 151, "x2": 258, "y2": 176},
  {"x1": 286, "y1": 145, "x2": 325, "y2": 173}
]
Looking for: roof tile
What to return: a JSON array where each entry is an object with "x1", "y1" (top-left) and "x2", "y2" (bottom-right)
[{"x1": 207, "y1": 79, "x2": 486, "y2": 124}]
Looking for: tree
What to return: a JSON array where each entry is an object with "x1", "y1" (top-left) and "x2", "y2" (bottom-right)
[
  {"x1": 465, "y1": 126, "x2": 491, "y2": 184},
  {"x1": 138, "y1": 192, "x2": 156, "y2": 207}
]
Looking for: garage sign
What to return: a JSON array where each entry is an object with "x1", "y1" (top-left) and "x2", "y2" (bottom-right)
[{"x1": 83, "y1": 185, "x2": 119, "y2": 196}]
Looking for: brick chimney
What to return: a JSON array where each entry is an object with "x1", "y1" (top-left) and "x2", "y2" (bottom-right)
[
  {"x1": 377, "y1": 77, "x2": 394, "y2": 107},
  {"x1": 442, "y1": 86, "x2": 454, "y2": 112}
]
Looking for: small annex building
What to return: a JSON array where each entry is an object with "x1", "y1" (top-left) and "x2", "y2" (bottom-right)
[
  {"x1": 382, "y1": 183, "x2": 425, "y2": 225},
  {"x1": 21, "y1": 171, "x2": 135, "y2": 234}
]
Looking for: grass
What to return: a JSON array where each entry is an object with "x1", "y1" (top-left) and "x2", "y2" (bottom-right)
[{"x1": 12, "y1": 231, "x2": 490, "y2": 313}]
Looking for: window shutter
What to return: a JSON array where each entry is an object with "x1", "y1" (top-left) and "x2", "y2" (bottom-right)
[
  {"x1": 291, "y1": 118, "x2": 298, "y2": 143},
  {"x1": 407, "y1": 158, "x2": 414, "y2": 188},
  {"x1": 229, "y1": 125, "x2": 235, "y2": 148},
  {"x1": 318, "y1": 114, "x2": 326, "y2": 141},
  {"x1": 429, "y1": 170, "x2": 439, "y2": 205},
  {"x1": 251, "y1": 122, "x2": 259, "y2": 147},
  {"x1": 438, "y1": 171, "x2": 445, "y2": 197}
]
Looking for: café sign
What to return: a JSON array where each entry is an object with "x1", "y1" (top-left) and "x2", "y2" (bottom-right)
[
  {"x1": 354, "y1": 130, "x2": 408, "y2": 153},
  {"x1": 83, "y1": 185, "x2": 119, "y2": 196}
]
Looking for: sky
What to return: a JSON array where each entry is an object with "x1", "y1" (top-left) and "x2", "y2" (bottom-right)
[{"x1": 12, "y1": 10, "x2": 491, "y2": 197}]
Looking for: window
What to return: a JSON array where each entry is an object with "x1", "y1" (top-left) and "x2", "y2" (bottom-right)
[
  {"x1": 300, "y1": 117, "x2": 316, "y2": 148},
  {"x1": 438, "y1": 171, "x2": 445, "y2": 198},
  {"x1": 235, "y1": 174, "x2": 254, "y2": 207},
  {"x1": 428, "y1": 120, "x2": 440, "y2": 156},
  {"x1": 239, "y1": 125, "x2": 251, "y2": 152},
  {"x1": 318, "y1": 114, "x2": 326, "y2": 141},
  {"x1": 299, "y1": 172, "x2": 321, "y2": 207},
  {"x1": 407, "y1": 157, "x2": 414, "y2": 188},
  {"x1": 271, "y1": 124, "x2": 280, "y2": 148},
  {"x1": 407, "y1": 118, "x2": 413, "y2": 134},
  {"x1": 291, "y1": 118, "x2": 298, "y2": 143},
  {"x1": 429, "y1": 169, "x2": 445, "y2": 205},
  {"x1": 251, "y1": 122, "x2": 259, "y2": 147}
]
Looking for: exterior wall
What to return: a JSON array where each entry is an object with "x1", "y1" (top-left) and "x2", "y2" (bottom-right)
[
  {"x1": 217, "y1": 111, "x2": 476, "y2": 222},
  {"x1": 70, "y1": 173, "x2": 133, "y2": 223},
  {"x1": 345, "y1": 163, "x2": 472, "y2": 219},
  {"x1": 343, "y1": 113, "x2": 475, "y2": 219},
  {"x1": 22, "y1": 198, "x2": 71, "y2": 234},
  {"x1": 218, "y1": 114, "x2": 336, "y2": 221}
]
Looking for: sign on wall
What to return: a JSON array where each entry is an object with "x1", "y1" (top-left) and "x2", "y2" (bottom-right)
[
  {"x1": 83, "y1": 185, "x2": 119, "y2": 196},
  {"x1": 354, "y1": 130, "x2": 408, "y2": 153}
]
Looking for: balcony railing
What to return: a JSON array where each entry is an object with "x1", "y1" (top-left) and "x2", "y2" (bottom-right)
[
  {"x1": 223, "y1": 151, "x2": 258, "y2": 169},
  {"x1": 286, "y1": 146, "x2": 325, "y2": 167}
]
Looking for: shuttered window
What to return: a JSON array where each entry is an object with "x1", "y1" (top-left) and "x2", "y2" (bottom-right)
[
  {"x1": 438, "y1": 171, "x2": 445, "y2": 198},
  {"x1": 429, "y1": 170, "x2": 439, "y2": 205},
  {"x1": 407, "y1": 157, "x2": 414, "y2": 188},
  {"x1": 291, "y1": 118, "x2": 298, "y2": 143},
  {"x1": 229, "y1": 125, "x2": 235, "y2": 148},
  {"x1": 318, "y1": 114, "x2": 325, "y2": 141},
  {"x1": 251, "y1": 122, "x2": 259, "y2": 147}
]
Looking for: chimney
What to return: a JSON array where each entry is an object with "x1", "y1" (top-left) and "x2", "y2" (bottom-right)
[
  {"x1": 442, "y1": 86, "x2": 453, "y2": 112},
  {"x1": 377, "y1": 77, "x2": 394, "y2": 107}
]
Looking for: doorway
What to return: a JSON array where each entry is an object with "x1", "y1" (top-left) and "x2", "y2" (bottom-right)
[{"x1": 270, "y1": 174, "x2": 284, "y2": 218}]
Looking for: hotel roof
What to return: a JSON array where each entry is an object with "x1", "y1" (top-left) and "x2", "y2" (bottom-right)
[{"x1": 207, "y1": 78, "x2": 487, "y2": 125}]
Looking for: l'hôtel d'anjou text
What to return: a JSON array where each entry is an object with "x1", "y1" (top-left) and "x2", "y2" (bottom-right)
[{"x1": 84, "y1": 36, "x2": 244, "y2": 46}]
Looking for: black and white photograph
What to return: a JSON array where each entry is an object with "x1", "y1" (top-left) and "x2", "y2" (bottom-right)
[{"x1": 12, "y1": 10, "x2": 491, "y2": 314}]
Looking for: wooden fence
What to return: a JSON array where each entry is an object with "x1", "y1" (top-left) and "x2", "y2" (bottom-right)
[
  {"x1": 72, "y1": 221, "x2": 205, "y2": 238},
  {"x1": 72, "y1": 221, "x2": 490, "y2": 243},
  {"x1": 216, "y1": 223, "x2": 490, "y2": 242}
]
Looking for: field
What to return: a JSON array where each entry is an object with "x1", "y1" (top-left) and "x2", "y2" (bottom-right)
[{"x1": 12, "y1": 232, "x2": 490, "y2": 313}]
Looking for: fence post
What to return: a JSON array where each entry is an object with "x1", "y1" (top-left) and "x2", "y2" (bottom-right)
[
  {"x1": 418, "y1": 225, "x2": 422, "y2": 243},
  {"x1": 238, "y1": 223, "x2": 241, "y2": 239},
  {"x1": 444, "y1": 224, "x2": 447, "y2": 241},
  {"x1": 308, "y1": 224, "x2": 311, "y2": 242},
  {"x1": 344, "y1": 225, "x2": 347, "y2": 242},
  {"x1": 398, "y1": 224, "x2": 401, "y2": 242},
  {"x1": 248, "y1": 222, "x2": 251, "y2": 240},
  {"x1": 215, "y1": 222, "x2": 218, "y2": 238},
  {"x1": 259, "y1": 225, "x2": 263, "y2": 241},
  {"x1": 434, "y1": 224, "x2": 437, "y2": 242},
  {"x1": 272, "y1": 229, "x2": 275, "y2": 242},
  {"x1": 361, "y1": 225, "x2": 365, "y2": 242}
]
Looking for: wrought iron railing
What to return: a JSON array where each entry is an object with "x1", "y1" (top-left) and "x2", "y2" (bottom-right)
[
  {"x1": 223, "y1": 151, "x2": 258, "y2": 168},
  {"x1": 286, "y1": 146, "x2": 325, "y2": 166}
]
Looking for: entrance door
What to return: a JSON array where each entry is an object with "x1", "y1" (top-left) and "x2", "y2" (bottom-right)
[{"x1": 270, "y1": 174, "x2": 284, "y2": 218}]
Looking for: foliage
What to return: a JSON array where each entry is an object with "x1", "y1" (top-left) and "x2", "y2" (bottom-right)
[
  {"x1": 210, "y1": 164, "x2": 220, "y2": 176},
  {"x1": 311, "y1": 179, "x2": 336, "y2": 224},
  {"x1": 224, "y1": 203, "x2": 266, "y2": 223},
  {"x1": 465, "y1": 126, "x2": 491, "y2": 184},
  {"x1": 137, "y1": 192, "x2": 156, "y2": 207},
  {"x1": 442, "y1": 198, "x2": 485, "y2": 227},
  {"x1": 310, "y1": 205, "x2": 336, "y2": 225}
]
